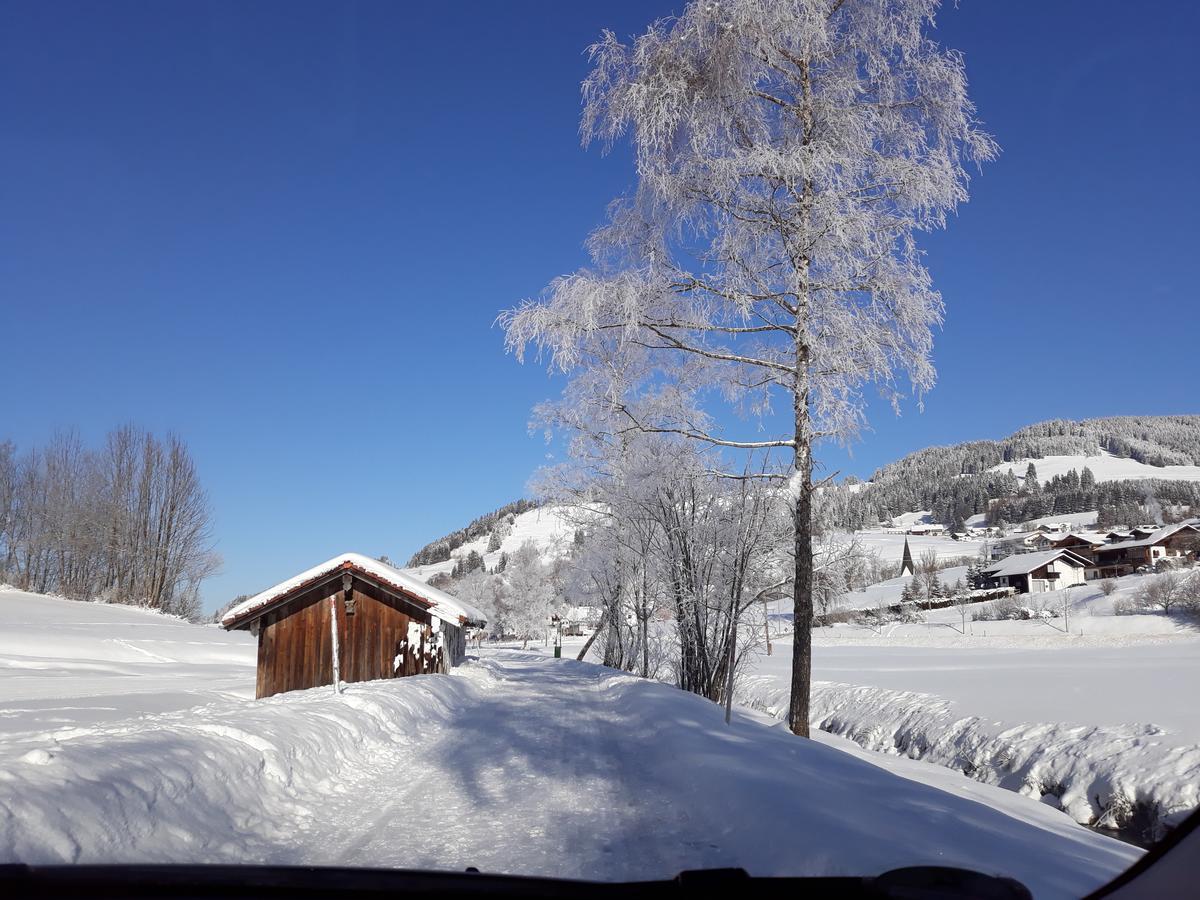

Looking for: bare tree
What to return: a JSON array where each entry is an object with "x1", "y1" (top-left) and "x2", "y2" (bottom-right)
[
  {"x1": 0, "y1": 427, "x2": 219, "y2": 617},
  {"x1": 502, "y1": 0, "x2": 994, "y2": 736},
  {"x1": 1135, "y1": 571, "x2": 1187, "y2": 616}
]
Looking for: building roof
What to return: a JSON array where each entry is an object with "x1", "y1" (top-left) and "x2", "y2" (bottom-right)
[
  {"x1": 1049, "y1": 532, "x2": 1107, "y2": 546},
  {"x1": 982, "y1": 548, "x2": 1090, "y2": 578},
  {"x1": 222, "y1": 552, "x2": 487, "y2": 629},
  {"x1": 1094, "y1": 523, "x2": 1200, "y2": 555}
]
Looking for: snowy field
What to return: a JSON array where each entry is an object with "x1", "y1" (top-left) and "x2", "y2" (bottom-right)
[
  {"x1": 740, "y1": 578, "x2": 1200, "y2": 839},
  {"x1": 0, "y1": 587, "x2": 255, "y2": 738},
  {"x1": 849, "y1": 531, "x2": 983, "y2": 563},
  {"x1": 989, "y1": 450, "x2": 1200, "y2": 484},
  {"x1": 0, "y1": 586, "x2": 1142, "y2": 896}
]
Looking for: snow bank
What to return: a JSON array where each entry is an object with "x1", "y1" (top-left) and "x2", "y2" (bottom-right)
[
  {"x1": 738, "y1": 673, "x2": 1200, "y2": 841},
  {"x1": 0, "y1": 652, "x2": 1137, "y2": 897}
]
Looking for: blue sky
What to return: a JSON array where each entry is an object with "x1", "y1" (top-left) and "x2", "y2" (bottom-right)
[{"x1": 2, "y1": 1, "x2": 1197, "y2": 612}]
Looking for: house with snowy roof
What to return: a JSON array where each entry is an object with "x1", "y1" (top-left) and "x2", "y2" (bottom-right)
[
  {"x1": 981, "y1": 549, "x2": 1089, "y2": 595},
  {"x1": 1043, "y1": 532, "x2": 1107, "y2": 561},
  {"x1": 222, "y1": 552, "x2": 486, "y2": 699},
  {"x1": 1090, "y1": 523, "x2": 1200, "y2": 578}
]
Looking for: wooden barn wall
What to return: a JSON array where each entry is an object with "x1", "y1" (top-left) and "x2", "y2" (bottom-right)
[{"x1": 254, "y1": 573, "x2": 460, "y2": 699}]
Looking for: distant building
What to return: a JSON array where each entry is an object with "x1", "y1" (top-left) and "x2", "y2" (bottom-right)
[
  {"x1": 563, "y1": 605, "x2": 602, "y2": 636},
  {"x1": 987, "y1": 532, "x2": 1043, "y2": 561},
  {"x1": 1090, "y1": 524, "x2": 1200, "y2": 579},
  {"x1": 906, "y1": 523, "x2": 947, "y2": 536},
  {"x1": 1044, "y1": 532, "x2": 1107, "y2": 562},
  {"x1": 981, "y1": 549, "x2": 1090, "y2": 595}
]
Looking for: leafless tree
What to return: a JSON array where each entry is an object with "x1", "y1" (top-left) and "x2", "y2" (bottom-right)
[{"x1": 0, "y1": 427, "x2": 219, "y2": 617}]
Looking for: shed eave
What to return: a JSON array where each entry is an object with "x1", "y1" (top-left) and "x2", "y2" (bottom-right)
[{"x1": 221, "y1": 563, "x2": 437, "y2": 632}]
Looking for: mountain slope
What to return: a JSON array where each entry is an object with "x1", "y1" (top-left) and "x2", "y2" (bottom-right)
[{"x1": 824, "y1": 416, "x2": 1200, "y2": 528}]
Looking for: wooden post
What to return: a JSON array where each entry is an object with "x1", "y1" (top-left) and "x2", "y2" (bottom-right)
[{"x1": 330, "y1": 573, "x2": 349, "y2": 694}]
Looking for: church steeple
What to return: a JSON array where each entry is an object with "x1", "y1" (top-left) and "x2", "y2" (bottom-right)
[{"x1": 900, "y1": 536, "x2": 915, "y2": 577}]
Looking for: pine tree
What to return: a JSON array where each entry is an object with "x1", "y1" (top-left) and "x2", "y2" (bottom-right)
[{"x1": 1025, "y1": 462, "x2": 1041, "y2": 494}]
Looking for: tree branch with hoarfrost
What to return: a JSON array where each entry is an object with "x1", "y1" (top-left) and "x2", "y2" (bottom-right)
[{"x1": 502, "y1": 0, "x2": 993, "y2": 736}]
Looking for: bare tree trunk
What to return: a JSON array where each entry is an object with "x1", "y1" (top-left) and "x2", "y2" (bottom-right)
[
  {"x1": 788, "y1": 359, "x2": 814, "y2": 735},
  {"x1": 576, "y1": 608, "x2": 607, "y2": 661}
]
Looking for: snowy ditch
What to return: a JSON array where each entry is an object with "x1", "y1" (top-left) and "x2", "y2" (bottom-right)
[{"x1": 736, "y1": 675, "x2": 1200, "y2": 844}]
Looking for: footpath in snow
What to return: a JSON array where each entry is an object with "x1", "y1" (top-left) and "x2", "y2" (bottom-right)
[{"x1": 0, "y1": 649, "x2": 1137, "y2": 898}]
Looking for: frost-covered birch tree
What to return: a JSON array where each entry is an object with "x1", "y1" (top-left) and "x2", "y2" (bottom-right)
[{"x1": 502, "y1": 0, "x2": 993, "y2": 736}]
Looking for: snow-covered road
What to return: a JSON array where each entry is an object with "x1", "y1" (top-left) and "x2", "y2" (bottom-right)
[
  {"x1": 2, "y1": 649, "x2": 1139, "y2": 898},
  {"x1": 308, "y1": 655, "x2": 698, "y2": 876}
]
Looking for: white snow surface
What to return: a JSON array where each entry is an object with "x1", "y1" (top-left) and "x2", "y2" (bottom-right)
[
  {"x1": 740, "y1": 577, "x2": 1200, "y2": 838},
  {"x1": 0, "y1": 585, "x2": 1143, "y2": 894},
  {"x1": 0, "y1": 642, "x2": 1138, "y2": 896},
  {"x1": 0, "y1": 587, "x2": 256, "y2": 737},
  {"x1": 222, "y1": 552, "x2": 486, "y2": 627},
  {"x1": 991, "y1": 451, "x2": 1200, "y2": 484},
  {"x1": 850, "y1": 530, "x2": 985, "y2": 564}
]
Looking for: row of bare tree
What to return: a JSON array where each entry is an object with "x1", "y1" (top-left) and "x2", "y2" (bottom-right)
[{"x1": 0, "y1": 427, "x2": 218, "y2": 618}]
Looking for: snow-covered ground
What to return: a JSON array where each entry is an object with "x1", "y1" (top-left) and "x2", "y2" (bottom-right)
[
  {"x1": 990, "y1": 450, "x2": 1200, "y2": 484},
  {"x1": 0, "y1": 587, "x2": 255, "y2": 738},
  {"x1": 0, "y1": 642, "x2": 1137, "y2": 896},
  {"x1": 739, "y1": 577, "x2": 1200, "y2": 839},
  {"x1": 851, "y1": 530, "x2": 984, "y2": 563},
  {"x1": 0, "y1": 585, "x2": 1145, "y2": 895}
]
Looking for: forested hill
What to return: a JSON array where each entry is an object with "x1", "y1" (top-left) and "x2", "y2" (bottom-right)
[
  {"x1": 405, "y1": 417, "x2": 1200, "y2": 566},
  {"x1": 823, "y1": 416, "x2": 1200, "y2": 530},
  {"x1": 405, "y1": 498, "x2": 543, "y2": 568}
]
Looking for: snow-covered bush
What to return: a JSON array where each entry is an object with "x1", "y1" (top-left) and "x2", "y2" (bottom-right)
[{"x1": 972, "y1": 595, "x2": 1058, "y2": 622}]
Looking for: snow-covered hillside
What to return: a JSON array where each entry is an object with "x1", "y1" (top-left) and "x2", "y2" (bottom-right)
[
  {"x1": 0, "y1": 587, "x2": 255, "y2": 737},
  {"x1": 404, "y1": 505, "x2": 580, "y2": 582},
  {"x1": 0, "y1": 645, "x2": 1137, "y2": 896},
  {"x1": 992, "y1": 450, "x2": 1200, "y2": 484}
]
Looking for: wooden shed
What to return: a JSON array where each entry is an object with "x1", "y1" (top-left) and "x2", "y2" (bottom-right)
[{"x1": 222, "y1": 552, "x2": 487, "y2": 699}]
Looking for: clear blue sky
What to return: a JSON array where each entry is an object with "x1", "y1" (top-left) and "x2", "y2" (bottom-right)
[{"x1": 3, "y1": 1, "x2": 1197, "y2": 612}]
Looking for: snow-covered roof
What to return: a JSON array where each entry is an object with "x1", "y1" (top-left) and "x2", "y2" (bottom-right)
[
  {"x1": 222, "y1": 552, "x2": 486, "y2": 628},
  {"x1": 1049, "y1": 532, "x2": 1107, "y2": 545},
  {"x1": 1094, "y1": 523, "x2": 1199, "y2": 554},
  {"x1": 982, "y1": 549, "x2": 1088, "y2": 577}
]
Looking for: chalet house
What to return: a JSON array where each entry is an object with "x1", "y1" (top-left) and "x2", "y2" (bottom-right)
[
  {"x1": 222, "y1": 552, "x2": 487, "y2": 699},
  {"x1": 906, "y1": 522, "x2": 947, "y2": 536},
  {"x1": 981, "y1": 549, "x2": 1090, "y2": 595},
  {"x1": 1035, "y1": 522, "x2": 1071, "y2": 535},
  {"x1": 1090, "y1": 523, "x2": 1200, "y2": 579},
  {"x1": 1044, "y1": 532, "x2": 1107, "y2": 561},
  {"x1": 987, "y1": 532, "x2": 1043, "y2": 561},
  {"x1": 563, "y1": 605, "x2": 602, "y2": 636}
]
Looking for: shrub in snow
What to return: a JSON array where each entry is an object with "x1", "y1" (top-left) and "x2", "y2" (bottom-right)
[{"x1": 1134, "y1": 570, "x2": 1188, "y2": 615}]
